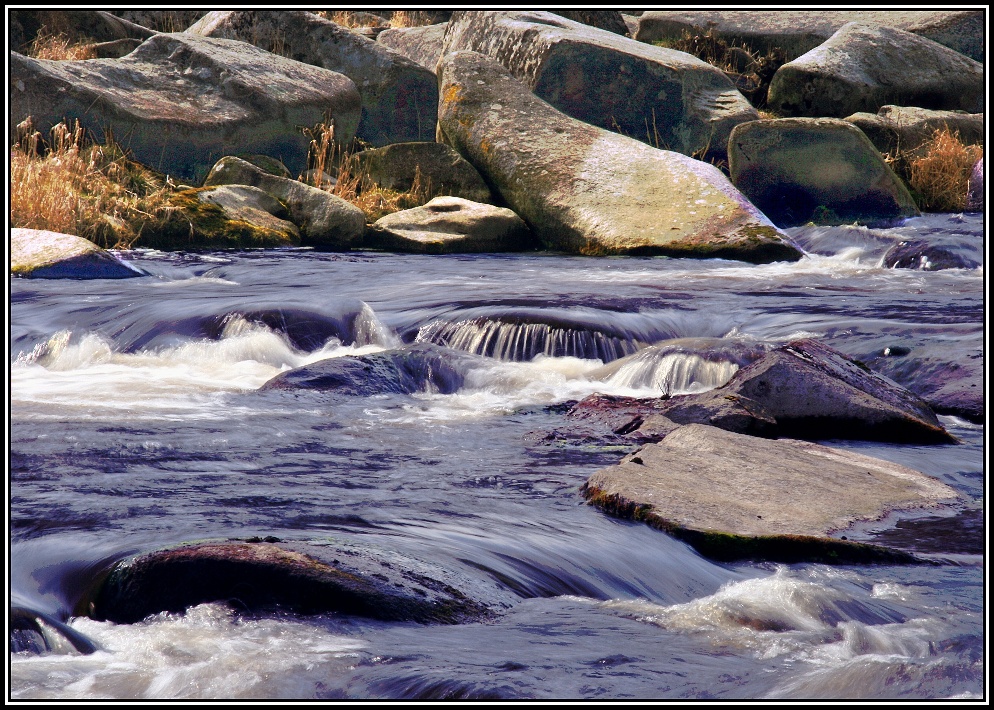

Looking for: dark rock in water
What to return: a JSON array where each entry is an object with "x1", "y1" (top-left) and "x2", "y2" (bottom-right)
[
  {"x1": 11, "y1": 228, "x2": 146, "y2": 280},
  {"x1": 966, "y1": 158, "x2": 983, "y2": 212},
  {"x1": 883, "y1": 239, "x2": 978, "y2": 271},
  {"x1": 581, "y1": 423, "x2": 959, "y2": 564},
  {"x1": 261, "y1": 343, "x2": 475, "y2": 395},
  {"x1": 10, "y1": 607, "x2": 99, "y2": 655},
  {"x1": 86, "y1": 539, "x2": 506, "y2": 625}
]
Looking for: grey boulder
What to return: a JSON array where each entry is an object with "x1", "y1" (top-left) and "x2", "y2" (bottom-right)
[{"x1": 11, "y1": 228, "x2": 145, "y2": 279}]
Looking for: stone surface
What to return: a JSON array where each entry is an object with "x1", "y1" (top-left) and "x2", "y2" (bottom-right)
[
  {"x1": 110, "y1": 10, "x2": 208, "y2": 33},
  {"x1": 634, "y1": 10, "x2": 985, "y2": 62},
  {"x1": 188, "y1": 10, "x2": 437, "y2": 147},
  {"x1": 355, "y1": 142, "x2": 494, "y2": 204},
  {"x1": 844, "y1": 106, "x2": 984, "y2": 159},
  {"x1": 203, "y1": 156, "x2": 366, "y2": 249},
  {"x1": 10, "y1": 607, "x2": 99, "y2": 656},
  {"x1": 551, "y1": 10, "x2": 629, "y2": 36},
  {"x1": 437, "y1": 51, "x2": 802, "y2": 263},
  {"x1": 11, "y1": 228, "x2": 145, "y2": 279},
  {"x1": 10, "y1": 33, "x2": 362, "y2": 183},
  {"x1": 376, "y1": 23, "x2": 448, "y2": 72},
  {"x1": 366, "y1": 197, "x2": 534, "y2": 254},
  {"x1": 86, "y1": 538, "x2": 509, "y2": 624},
  {"x1": 728, "y1": 118, "x2": 920, "y2": 227},
  {"x1": 582, "y1": 423, "x2": 960, "y2": 564},
  {"x1": 441, "y1": 10, "x2": 758, "y2": 162},
  {"x1": 882, "y1": 239, "x2": 978, "y2": 271},
  {"x1": 767, "y1": 23, "x2": 985, "y2": 119},
  {"x1": 195, "y1": 185, "x2": 301, "y2": 242},
  {"x1": 9, "y1": 9, "x2": 154, "y2": 53},
  {"x1": 966, "y1": 158, "x2": 983, "y2": 212}
]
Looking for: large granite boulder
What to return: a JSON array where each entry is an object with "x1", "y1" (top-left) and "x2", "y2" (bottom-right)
[
  {"x1": 188, "y1": 10, "x2": 437, "y2": 147},
  {"x1": 366, "y1": 196, "x2": 534, "y2": 254},
  {"x1": 766, "y1": 23, "x2": 985, "y2": 119},
  {"x1": 203, "y1": 156, "x2": 366, "y2": 249},
  {"x1": 376, "y1": 23, "x2": 447, "y2": 72},
  {"x1": 441, "y1": 10, "x2": 758, "y2": 162},
  {"x1": 437, "y1": 51, "x2": 802, "y2": 263},
  {"x1": 85, "y1": 538, "x2": 509, "y2": 624},
  {"x1": 581, "y1": 423, "x2": 959, "y2": 564},
  {"x1": 551, "y1": 10, "x2": 629, "y2": 36},
  {"x1": 728, "y1": 118, "x2": 920, "y2": 227},
  {"x1": 844, "y1": 106, "x2": 984, "y2": 158},
  {"x1": 355, "y1": 142, "x2": 494, "y2": 203},
  {"x1": 10, "y1": 33, "x2": 362, "y2": 184},
  {"x1": 634, "y1": 10, "x2": 985, "y2": 63},
  {"x1": 966, "y1": 158, "x2": 984, "y2": 212},
  {"x1": 11, "y1": 228, "x2": 145, "y2": 279},
  {"x1": 110, "y1": 10, "x2": 208, "y2": 32}
]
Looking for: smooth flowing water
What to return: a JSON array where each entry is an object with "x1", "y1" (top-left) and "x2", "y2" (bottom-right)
[{"x1": 8, "y1": 214, "x2": 985, "y2": 700}]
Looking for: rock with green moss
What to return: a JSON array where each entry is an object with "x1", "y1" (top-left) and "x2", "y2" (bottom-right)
[
  {"x1": 204, "y1": 156, "x2": 366, "y2": 249},
  {"x1": 728, "y1": 118, "x2": 919, "y2": 227},
  {"x1": 437, "y1": 51, "x2": 802, "y2": 262},
  {"x1": 767, "y1": 23, "x2": 984, "y2": 119},
  {"x1": 10, "y1": 32, "x2": 362, "y2": 183},
  {"x1": 441, "y1": 11, "x2": 758, "y2": 163},
  {"x1": 11, "y1": 228, "x2": 145, "y2": 279},
  {"x1": 581, "y1": 423, "x2": 959, "y2": 564},
  {"x1": 355, "y1": 142, "x2": 494, "y2": 204}
]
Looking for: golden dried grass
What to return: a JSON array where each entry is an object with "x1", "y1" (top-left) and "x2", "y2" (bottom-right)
[
  {"x1": 903, "y1": 127, "x2": 983, "y2": 213},
  {"x1": 28, "y1": 29, "x2": 98, "y2": 60}
]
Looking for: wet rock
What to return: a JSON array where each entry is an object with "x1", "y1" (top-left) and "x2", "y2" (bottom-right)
[
  {"x1": 582, "y1": 423, "x2": 959, "y2": 564},
  {"x1": 844, "y1": 106, "x2": 984, "y2": 159},
  {"x1": 10, "y1": 33, "x2": 362, "y2": 183},
  {"x1": 261, "y1": 343, "x2": 477, "y2": 395},
  {"x1": 203, "y1": 156, "x2": 366, "y2": 249},
  {"x1": 11, "y1": 228, "x2": 145, "y2": 279},
  {"x1": 441, "y1": 10, "x2": 758, "y2": 162},
  {"x1": 10, "y1": 606, "x2": 99, "y2": 655},
  {"x1": 767, "y1": 23, "x2": 984, "y2": 119},
  {"x1": 366, "y1": 197, "x2": 533, "y2": 254},
  {"x1": 966, "y1": 158, "x2": 983, "y2": 212},
  {"x1": 882, "y1": 239, "x2": 978, "y2": 271},
  {"x1": 188, "y1": 10, "x2": 437, "y2": 147},
  {"x1": 86, "y1": 539, "x2": 506, "y2": 625},
  {"x1": 634, "y1": 10, "x2": 985, "y2": 63},
  {"x1": 9, "y1": 9, "x2": 154, "y2": 53},
  {"x1": 355, "y1": 142, "x2": 494, "y2": 204},
  {"x1": 437, "y1": 51, "x2": 802, "y2": 263},
  {"x1": 377, "y1": 23, "x2": 448, "y2": 72},
  {"x1": 728, "y1": 118, "x2": 919, "y2": 227}
]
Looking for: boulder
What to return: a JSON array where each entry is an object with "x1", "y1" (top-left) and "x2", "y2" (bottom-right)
[
  {"x1": 634, "y1": 10, "x2": 985, "y2": 63},
  {"x1": 581, "y1": 423, "x2": 960, "y2": 564},
  {"x1": 203, "y1": 156, "x2": 366, "y2": 249},
  {"x1": 355, "y1": 142, "x2": 494, "y2": 203},
  {"x1": 10, "y1": 33, "x2": 362, "y2": 183},
  {"x1": 85, "y1": 538, "x2": 507, "y2": 624},
  {"x1": 11, "y1": 228, "x2": 145, "y2": 279},
  {"x1": 187, "y1": 10, "x2": 437, "y2": 147},
  {"x1": 366, "y1": 196, "x2": 534, "y2": 254},
  {"x1": 437, "y1": 51, "x2": 802, "y2": 263},
  {"x1": 966, "y1": 158, "x2": 983, "y2": 212},
  {"x1": 551, "y1": 11, "x2": 629, "y2": 36},
  {"x1": 10, "y1": 607, "x2": 98, "y2": 655},
  {"x1": 109, "y1": 10, "x2": 208, "y2": 33},
  {"x1": 440, "y1": 10, "x2": 759, "y2": 162},
  {"x1": 844, "y1": 106, "x2": 984, "y2": 158},
  {"x1": 88, "y1": 38, "x2": 144, "y2": 59},
  {"x1": 376, "y1": 23, "x2": 448, "y2": 72},
  {"x1": 192, "y1": 185, "x2": 300, "y2": 241},
  {"x1": 9, "y1": 9, "x2": 154, "y2": 53},
  {"x1": 882, "y1": 239, "x2": 978, "y2": 271},
  {"x1": 728, "y1": 118, "x2": 920, "y2": 227},
  {"x1": 766, "y1": 23, "x2": 985, "y2": 119}
]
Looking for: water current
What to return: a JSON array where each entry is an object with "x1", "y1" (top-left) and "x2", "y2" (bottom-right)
[{"x1": 8, "y1": 214, "x2": 985, "y2": 700}]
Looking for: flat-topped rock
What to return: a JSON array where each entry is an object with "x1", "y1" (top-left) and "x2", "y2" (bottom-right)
[
  {"x1": 582, "y1": 423, "x2": 960, "y2": 564},
  {"x1": 11, "y1": 228, "x2": 145, "y2": 279}
]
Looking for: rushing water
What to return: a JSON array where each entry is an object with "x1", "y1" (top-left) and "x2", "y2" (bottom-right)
[{"x1": 8, "y1": 214, "x2": 985, "y2": 700}]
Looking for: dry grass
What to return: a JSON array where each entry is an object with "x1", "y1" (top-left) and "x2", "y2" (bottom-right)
[
  {"x1": 891, "y1": 127, "x2": 983, "y2": 213},
  {"x1": 11, "y1": 118, "x2": 174, "y2": 248},
  {"x1": 27, "y1": 29, "x2": 98, "y2": 60},
  {"x1": 315, "y1": 10, "x2": 434, "y2": 29},
  {"x1": 303, "y1": 122, "x2": 432, "y2": 222}
]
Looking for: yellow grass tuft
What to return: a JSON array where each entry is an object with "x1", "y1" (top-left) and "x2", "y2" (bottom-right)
[
  {"x1": 27, "y1": 29, "x2": 98, "y2": 60},
  {"x1": 903, "y1": 127, "x2": 983, "y2": 213}
]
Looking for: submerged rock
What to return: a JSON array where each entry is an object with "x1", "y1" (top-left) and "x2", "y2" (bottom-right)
[
  {"x1": 582, "y1": 423, "x2": 960, "y2": 564},
  {"x1": 11, "y1": 228, "x2": 145, "y2": 279},
  {"x1": 882, "y1": 239, "x2": 978, "y2": 271},
  {"x1": 10, "y1": 606, "x2": 99, "y2": 655},
  {"x1": 437, "y1": 51, "x2": 802, "y2": 263},
  {"x1": 86, "y1": 538, "x2": 506, "y2": 625}
]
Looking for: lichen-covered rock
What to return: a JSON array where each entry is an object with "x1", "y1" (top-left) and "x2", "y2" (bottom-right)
[
  {"x1": 438, "y1": 51, "x2": 802, "y2": 263},
  {"x1": 581, "y1": 423, "x2": 959, "y2": 564},
  {"x1": 366, "y1": 197, "x2": 534, "y2": 254},
  {"x1": 355, "y1": 142, "x2": 494, "y2": 204},
  {"x1": 188, "y1": 10, "x2": 437, "y2": 147},
  {"x1": 728, "y1": 118, "x2": 919, "y2": 227},
  {"x1": 203, "y1": 156, "x2": 366, "y2": 249},
  {"x1": 767, "y1": 23, "x2": 984, "y2": 119},
  {"x1": 10, "y1": 33, "x2": 362, "y2": 184},
  {"x1": 194, "y1": 185, "x2": 300, "y2": 242},
  {"x1": 11, "y1": 228, "x2": 145, "y2": 279},
  {"x1": 634, "y1": 10, "x2": 985, "y2": 62},
  {"x1": 376, "y1": 23, "x2": 448, "y2": 72},
  {"x1": 844, "y1": 106, "x2": 984, "y2": 158},
  {"x1": 441, "y1": 10, "x2": 758, "y2": 162},
  {"x1": 966, "y1": 158, "x2": 984, "y2": 212}
]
